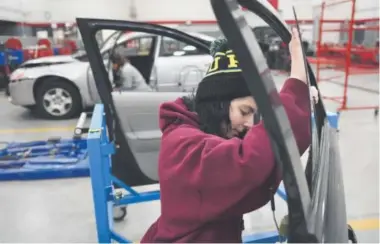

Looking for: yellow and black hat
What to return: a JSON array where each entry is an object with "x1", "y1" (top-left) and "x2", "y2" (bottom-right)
[{"x1": 195, "y1": 38, "x2": 250, "y2": 103}]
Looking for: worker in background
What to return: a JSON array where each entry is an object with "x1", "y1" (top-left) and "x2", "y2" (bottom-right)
[
  {"x1": 111, "y1": 47, "x2": 152, "y2": 92},
  {"x1": 140, "y1": 28, "x2": 317, "y2": 243}
]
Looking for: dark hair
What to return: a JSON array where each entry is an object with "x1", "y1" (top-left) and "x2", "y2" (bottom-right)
[
  {"x1": 110, "y1": 52, "x2": 124, "y2": 65},
  {"x1": 182, "y1": 94, "x2": 231, "y2": 138}
]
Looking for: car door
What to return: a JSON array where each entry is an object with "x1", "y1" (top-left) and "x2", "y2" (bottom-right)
[
  {"x1": 76, "y1": 18, "x2": 210, "y2": 186},
  {"x1": 153, "y1": 36, "x2": 213, "y2": 92},
  {"x1": 218, "y1": 0, "x2": 350, "y2": 242}
]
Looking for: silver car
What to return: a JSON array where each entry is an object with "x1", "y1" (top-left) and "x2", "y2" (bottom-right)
[{"x1": 7, "y1": 31, "x2": 214, "y2": 119}]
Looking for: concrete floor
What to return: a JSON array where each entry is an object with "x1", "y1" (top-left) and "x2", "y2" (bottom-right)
[{"x1": 0, "y1": 69, "x2": 379, "y2": 242}]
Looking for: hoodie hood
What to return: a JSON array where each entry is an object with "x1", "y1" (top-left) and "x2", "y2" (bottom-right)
[{"x1": 159, "y1": 98, "x2": 199, "y2": 133}]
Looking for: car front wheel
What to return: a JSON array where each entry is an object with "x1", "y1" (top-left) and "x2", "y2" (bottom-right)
[{"x1": 35, "y1": 78, "x2": 82, "y2": 120}]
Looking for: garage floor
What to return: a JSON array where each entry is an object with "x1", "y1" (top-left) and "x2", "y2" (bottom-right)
[{"x1": 0, "y1": 69, "x2": 379, "y2": 243}]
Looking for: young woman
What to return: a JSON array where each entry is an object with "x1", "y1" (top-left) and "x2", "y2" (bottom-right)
[{"x1": 141, "y1": 28, "x2": 315, "y2": 243}]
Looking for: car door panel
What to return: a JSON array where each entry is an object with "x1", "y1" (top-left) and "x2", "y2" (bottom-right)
[{"x1": 112, "y1": 91, "x2": 188, "y2": 180}]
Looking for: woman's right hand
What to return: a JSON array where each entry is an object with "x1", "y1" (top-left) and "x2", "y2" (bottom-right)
[
  {"x1": 289, "y1": 27, "x2": 307, "y2": 83},
  {"x1": 288, "y1": 28, "x2": 320, "y2": 104}
]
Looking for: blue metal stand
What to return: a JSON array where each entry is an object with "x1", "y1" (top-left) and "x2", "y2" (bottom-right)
[
  {"x1": 87, "y1": 104, "x2": 339, "y2": 243},
  {"x1": 87, "y1": 104, "x2": 161, "y2": 243}
]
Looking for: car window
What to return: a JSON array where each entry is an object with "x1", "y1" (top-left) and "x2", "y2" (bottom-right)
[
  {"x1": 125, "y1": 36, "x2": 154, "y2": 56},
  {"x1": 102, "y1": 35, "x2": 155, "y2": 60},
  {"x1": 159, "y1": 36, "x2": 206, "y2": 57},
  {"x1": 252, "y1": 26, "x2": 278, "y2": 43}
]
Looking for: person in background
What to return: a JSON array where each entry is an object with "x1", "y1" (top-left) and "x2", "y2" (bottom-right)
[
  {"x1": 111, "y1": 47, "x2": 152, "y2": 92},
  {"x1": 140, "y1": 28, "x2": 318, "y2": 243}
]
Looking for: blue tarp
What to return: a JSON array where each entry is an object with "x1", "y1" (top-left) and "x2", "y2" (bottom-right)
[
  {"x1": 0, "y1": 50, "x2": 24, "y2": 66},
  {"x1": 0, "y1": 138, "x2": 89, "y2": 181}
]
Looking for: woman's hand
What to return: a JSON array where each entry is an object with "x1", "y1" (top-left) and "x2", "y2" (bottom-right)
[
  {"x1": 288, "y1": 28, "x2": 320, "y2": 104},
  {"x1": 289, "y1": 27, "x2": 307, "y2": 83}
]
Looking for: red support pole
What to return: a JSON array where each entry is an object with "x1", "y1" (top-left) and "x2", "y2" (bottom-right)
[
  {"x1": 316, "y1": 2, "x2": 326, "y2": 84},
  {"x1": 340, "y1": 0, "x2": 356, "y2": 110},
  {"x1": 315, "y1": 0, "x2": 379, "y2": 113}
]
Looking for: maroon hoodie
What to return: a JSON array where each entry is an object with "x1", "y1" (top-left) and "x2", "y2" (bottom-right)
[{"x1": 141, "y1": 78, "x2": 311, "y2": 243}]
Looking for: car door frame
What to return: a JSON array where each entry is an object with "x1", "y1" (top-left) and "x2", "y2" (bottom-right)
[
  {"x1": 215, "y1": 0, "x2": 349, "y2": 242},
  {"x1": 77, "y1": 18, "x2": 211, "y2": 187},
  {"x1": 148, "y1": 34, "x2": 163, "y2": 90}
]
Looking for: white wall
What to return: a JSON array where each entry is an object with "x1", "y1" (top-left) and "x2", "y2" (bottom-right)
[
  {"x1": 0, "y1": 0, "x2": 338, "y2": 23},
  {"x1": 133, "y1": 0, "x2": 317, "y2": 22},
  {"x1": 312, "y1": 0, "x2": 379, "y2": 20},
  {"x1": 279, "y1": 0, "x2": 315, "y2": 20},
  {"x1": 134, "y1": 0, "x2": 216, "y2": 22},
  {"x1": 1, "y1": 0, "x2": 377, "y2": 23},
  {"x1": 354, "y1": 0, "x2": 379, "y2": 19},
  {"x1": 0, "y1": 0, "x2": 133, "y2": 23}
]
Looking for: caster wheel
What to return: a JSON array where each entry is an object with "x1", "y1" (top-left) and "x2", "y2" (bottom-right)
[
  {"x1": 113, "y1": 206, "x2": 127, "y2": 222},
  {"x1": 348, "y1": 225, "x2": 358, "y2": 243}
]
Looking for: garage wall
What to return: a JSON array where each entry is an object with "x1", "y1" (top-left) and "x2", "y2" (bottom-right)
[
  {"x1": 0, "y1": 0, "x2": 133, "y2": 23},
  {"x1": 1, "y1": 0, "x2": 377, "y2": 46},
  {"x1": 354, "y1": 0, "x2": 379, "y2": 19},
  {"x1": 1, "y1": 0, "x2": 377, "y2": 24},
  {"x1": 1, "y1": 0, "x2": 328, "y2": 23},
  {"x1": 133, "y1": 0, "x2": 314, "y2": 22},
  {"x1": 0, "y1": 0, "x2": 28, "y2": 22},
  {"x1": 312, "y1": 0, "x2": 379, "y2": 20}
]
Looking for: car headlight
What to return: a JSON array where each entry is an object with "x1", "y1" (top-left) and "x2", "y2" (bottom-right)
[{"x1": 9, "y1": 70, "x2": 34, "y2": 82}]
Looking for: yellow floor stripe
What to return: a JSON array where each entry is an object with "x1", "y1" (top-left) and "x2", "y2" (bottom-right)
[
  {"x1": 0, "y1": 126, "x2": 75, "y2": 134},
  {"x1": 348, "y1": 218, "x2": 379, "y2": 230},
  {"x1": 132, "y1": 218, "x2": 379, "y2": 243}
]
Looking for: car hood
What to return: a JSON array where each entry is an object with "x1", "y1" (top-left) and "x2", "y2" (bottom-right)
[{"x1": 20, "y1": 55, "x2": 79, "y2": 68}]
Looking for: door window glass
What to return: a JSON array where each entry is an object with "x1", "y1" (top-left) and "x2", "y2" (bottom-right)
[
  {"x1": 125, "y1": 35, "x2": 154, "y2": 56},
  {"x1": 102, "y1": 34, "x2": 155, "y2": 60}
]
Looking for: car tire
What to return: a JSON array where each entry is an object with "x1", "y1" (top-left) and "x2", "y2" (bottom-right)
[{"x1": 35, "y1": 77, "x2": 82, "y2": 120}]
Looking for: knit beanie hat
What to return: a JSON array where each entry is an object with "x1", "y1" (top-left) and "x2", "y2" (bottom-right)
[{"x1": 195, "y1": 38, "x2": 250, "y2": 104}]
